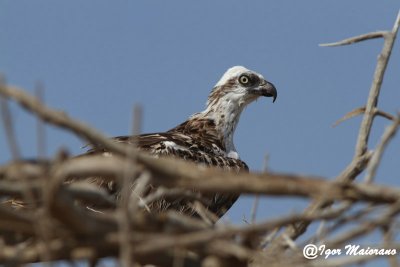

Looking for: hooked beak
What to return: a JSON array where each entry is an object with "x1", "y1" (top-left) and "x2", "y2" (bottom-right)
[{"x1": 259, "y1": 81, "x2": 277, "y2": 103}]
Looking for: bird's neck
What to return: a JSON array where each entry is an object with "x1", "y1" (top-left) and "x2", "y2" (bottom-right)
[{"x1": 199, "y1": 94, "x2": 246, "y2": 158}]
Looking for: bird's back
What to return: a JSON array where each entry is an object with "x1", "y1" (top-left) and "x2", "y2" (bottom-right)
[{"x1": 85, "y1": 117, "x2": 248, "y2": 218}]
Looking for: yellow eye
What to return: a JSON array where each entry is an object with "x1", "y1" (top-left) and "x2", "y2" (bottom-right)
[{"x1": 239, "y1": 74, "x2": 250, "y2": 85}]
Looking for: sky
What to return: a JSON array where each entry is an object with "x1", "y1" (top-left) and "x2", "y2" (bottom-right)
[{"x1": 1, "y1": 1, "x2": 400, "y2": 265}]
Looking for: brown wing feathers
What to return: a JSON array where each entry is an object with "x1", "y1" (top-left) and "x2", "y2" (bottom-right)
[{"x1": 83, "y1": 117, "x2": 248, "y2": 218}]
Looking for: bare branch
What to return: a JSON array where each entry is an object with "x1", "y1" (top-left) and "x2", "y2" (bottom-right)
[
  {"x1": 35, "y1": 82, "x2": 47, "y2": 159},
  {"x1": 354, "y1": 10, "x2": 400, "y2": 158},
  {"x1": 319, "y1": 31, "x2": 387, "y2": 47},
  {"x1": 0, "y1": 77, "x2": 21, "y2": 160},
  {"x1": 118, "y1": 104, "x2": 143, "y2": 267},
  {"x1": 3, "y1": 157, "x2": 400, "y2": 206},
  {"x1": 0, "y1": 83, "x2": 129, "y2": 157},
  {"x1": 267, "y1": 9, "x2": 400, "y2": 253},
  {"x1": 333, "y1": 106, "x2": 395, "y2": 127},
  {"x1": 326, "y1": 201, "x2": 400, "y2": 248}
]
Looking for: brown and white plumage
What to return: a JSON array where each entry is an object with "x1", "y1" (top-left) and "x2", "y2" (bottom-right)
[{"x1": 87, "y1": 66, "x2": 277, "y2": 218}]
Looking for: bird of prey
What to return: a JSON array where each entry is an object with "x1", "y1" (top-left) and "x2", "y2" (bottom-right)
[{"x1": 86, "y1": 66, "x2": 277, "y2": 219}]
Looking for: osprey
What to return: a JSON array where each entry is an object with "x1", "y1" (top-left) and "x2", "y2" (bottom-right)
[{"x1": 87, "y1": 66, "x2": 277, "y2": 218}]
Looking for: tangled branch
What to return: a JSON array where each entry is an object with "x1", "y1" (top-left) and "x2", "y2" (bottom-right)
[{"x1": 0, "y1": 9, "x2": 399, "y2": 267}]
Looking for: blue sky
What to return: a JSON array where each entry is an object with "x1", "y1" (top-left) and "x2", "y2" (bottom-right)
[{"x1": 1, "y1": 0, "x2": 399, "y2": 249}]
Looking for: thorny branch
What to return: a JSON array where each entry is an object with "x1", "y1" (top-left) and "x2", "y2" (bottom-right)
[
  {"x1": 265, "y1": 9, "x2": 400, "y2": 256},
  {"x1": 0, "y1": 10, "x2": 399, "y2": 267}
]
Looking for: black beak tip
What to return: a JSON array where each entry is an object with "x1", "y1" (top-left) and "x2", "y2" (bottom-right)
[{"x1": 265, "y1": 82, "x2": 277, "y2": 103}]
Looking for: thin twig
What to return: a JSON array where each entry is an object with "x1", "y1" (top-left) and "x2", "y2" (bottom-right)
[
  {"x1": 326, "y1": 201, "x2": 400, "y2": 248},
  {"x1": 0, "y1": 77, "x2": 21, "y2": 160},
  {"x1": 118, "y1": 105, "x2": 142, "y2": 267},
  {"x1": 303, "y1": 202, "x2": 373, "y2": 245},
  {"x1": 319, "y1": 31, "x2": 387, "y2": 47},
  {"x1": 251, "y1": 155, "x2": 269, "y2": 224},
  {"x1": 364, "y1": 115, "x2": 400, "y2": 183},
  {"x1": 333, "y1": 106, "x2": 395, "y2": 127},
  {"x1": 35, "y1": 82, "x2": 47, "y2": 159}
]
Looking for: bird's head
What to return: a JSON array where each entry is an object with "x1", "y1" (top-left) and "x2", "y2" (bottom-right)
[
  {"x1": 206, "y1": 66, "x2": 277, "y2": 109},
  {"x1": 193, "y1": 66, "x2": 277, "y2": 154}
]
